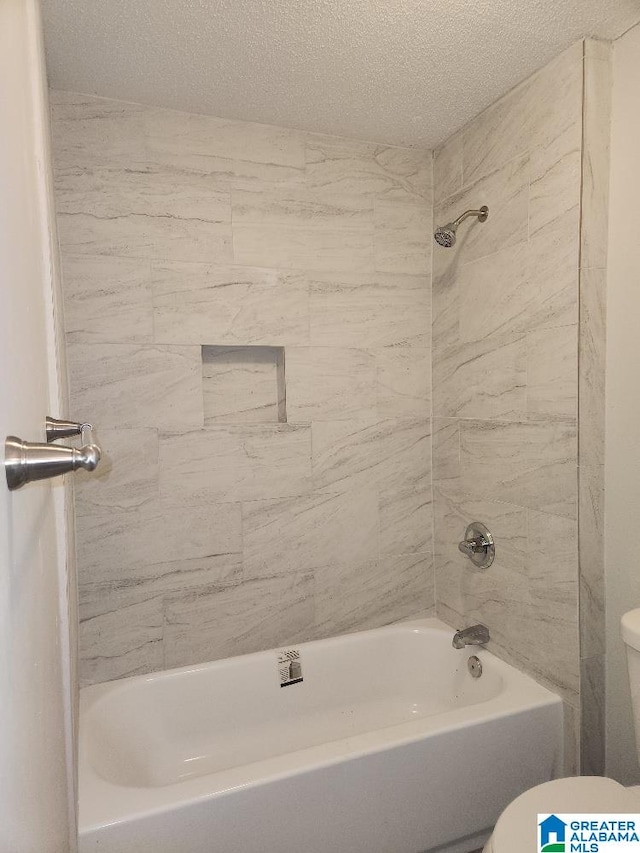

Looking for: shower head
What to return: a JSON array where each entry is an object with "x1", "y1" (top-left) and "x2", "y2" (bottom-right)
[
  {"x1": 434, "y1": 224, "x2": 457, "y2": 247},
  {"x1": 434, "y1": 205, "x2": 489, "y2": 248}
]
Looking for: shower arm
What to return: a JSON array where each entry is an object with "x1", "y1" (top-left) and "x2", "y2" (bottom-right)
[{"x1": 452, "y1": 208, "x2": 488, "y2": 226}]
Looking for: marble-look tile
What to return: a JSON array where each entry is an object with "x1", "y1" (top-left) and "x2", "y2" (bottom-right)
[
  {"x1": 459, "y1": 419, "x2": 578, "y2": 518},
  {"x1": 432, "y1": 418, "x2": 460, "y2": 484},
  {"x1": 232, "y1": 187, "x2": 373, "y2": 229},
  {"x1": 62, "y1": 253, "x2": 153, "y2": 343},
  {"x1": 373, "y1": 201, "x2": 432, "y2": 275},
  {"x1": 581, "y1": 47, "x2": 612, "y2": 270},
  {"x1": 286, "y1": 347, "x2": 377, "y2": 423},
  {"x1": 580, "y1": 655, "x2": 605, "y2": 775},
  {"x1": 529, "y1": 149, "x2": 581, "y2": 240},
  {"x1": 312, "y1": 418, "x2": 430, "y2": 495},
  {"x1": 526, "y1": 212, "x2": 580, "y2": 331},
  {"x1": 526, "y1": 325, "x2": 578, "y2": 418},
  {"x1": 55, "y1": 164, "x2": 233, "y2": 263},
  {"x1": 305, "y1": 134, "x2": 432, "y2": 203},
  {"x1": 379, "y1": 484, "x2": 433, "y2": 558},
  {"x1": 232, "y1": 222, "x2": 374, "y2": 273},
  {"x1": 53, "y1": 92, "x2": 438, "y2": 685},
  {"x1": 433, "y1": 334, "x2": 526, "y2": 420},
  {"x1": 67, "y1": 343, "x2": 204, "y2": 429},
  {"x1": 433, "y1": 135, "x2": 462, "y2": 206},
  {"x1": 76, "y1": 499, "x2": 242, "y2": 583},
  {"x1": 584, "y1": 38, "x2": 611, "y2": 63},
  {"x1": 152, "y1": 262, "x2": 309, "y2": 346},
  {"x1": 376, "y1": 347, "x2": 431, "y2": 418},
  {"x1": 564, "y1": 700, "x2": 581, "y2": 776},
  {"x1": 433, "y1": 486, "x2": 527, "y2": 584},
  {"x1": 50, "y1": 90, "x2": 148, "y2": 170},
  {"x1": 78, "y1": 587, "x2": 163, "y2": 686},
  {"x1": 456, "y1": 242, "x2": 530, "y2": 343},
  {"x1": 579, "y1": 464, "x2": 605, "y2": 658},
  {"x1": 56, "y1": 206, "x2": 155, "y2": 259},
  {"x1": 145, "y1": 106, "x2": 306, "y2": 176},
  {"x1": 314, "y1": 554, "x2": 434, "y2": 638},
  {"x1": 159, "y1": 424, "x2": 311, "y2": 504},
  {"x1": 445, "y1": 212, "x2": 577, "y2": 352},
  {"x1": 309, "y1": 271, "x2": 430, "y2": 349},
  {"x1": 73, "y1": 428, "x2": 159, "y2": 515},
  {"x1": 579, "y1": 267, "x2": 606, "y2": 467},
  {"x1": 434, "y1": 153, "x2": 529, "y2": 266},
  {"x1": 434, "y1": 491, "x2": 578, "y2": 701},
  {"x1": 163, "y1": 572, "x2": 315, "y2": 667},
  {"x1": 77, "y1": 556, "x2": 242, "y2": 686},
  {"x1": 462, "y1": 42, "x2": 583, "y2": 186},
  {"x1": 202, "y1": 346, "x2": 284, "y2": 425},
  {"x1": 242, "y1": 490, "x2": 379, "y2": 577}
]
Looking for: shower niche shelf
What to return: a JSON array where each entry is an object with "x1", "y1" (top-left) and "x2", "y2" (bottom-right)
[{"x1": 201, "y1": 345, "x2": 287, "y2": 425}]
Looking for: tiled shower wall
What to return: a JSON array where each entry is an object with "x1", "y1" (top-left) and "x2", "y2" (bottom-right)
[
  {"x1": 431, "y1": 41, "x2": 611, "y2": 774},
  {"x1": 50, "y1": 92, "x2": 434, "y2": 685}
]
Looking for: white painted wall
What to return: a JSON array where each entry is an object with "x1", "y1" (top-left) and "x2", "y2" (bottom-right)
[
  {"x1": 0, "y1": 0, "x2": 76, "y2": 848},
  {"x1": 604, "y1": 20, "x2": 640, "y2": 784}
]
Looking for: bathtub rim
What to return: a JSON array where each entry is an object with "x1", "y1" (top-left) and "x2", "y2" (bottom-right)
[{"x1": 79, "y1": 616, "x2": 563, "y2": 833}]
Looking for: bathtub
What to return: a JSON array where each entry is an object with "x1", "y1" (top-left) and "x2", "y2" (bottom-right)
[{"x1": 79, "y1": 618, "x2": 563, "y2": 853}]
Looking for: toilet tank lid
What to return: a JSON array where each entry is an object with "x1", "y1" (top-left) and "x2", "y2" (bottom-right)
[{"x1": 622, "y1": 609, "x2": 640, "y2": 652}]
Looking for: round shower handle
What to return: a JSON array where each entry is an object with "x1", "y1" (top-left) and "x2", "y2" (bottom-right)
[{"x1": 458, "y1": 521, "x2": 495, "y2": 570}]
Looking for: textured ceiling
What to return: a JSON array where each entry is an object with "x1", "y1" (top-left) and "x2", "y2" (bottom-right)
[{"x1": 40, "y1": 0, "x2": 640, "y2": 149}]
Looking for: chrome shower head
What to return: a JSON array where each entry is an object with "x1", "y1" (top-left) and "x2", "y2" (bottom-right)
[
  {"x1": 434, "y1": 224, "x2": 457, "y2": 247},
  {"x1": 433, "y1": 205, "x2": 489, "y2": 248}
]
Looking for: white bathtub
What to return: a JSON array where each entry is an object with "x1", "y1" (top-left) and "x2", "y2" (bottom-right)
[{"x1": 79, "y1": 618, "x2": 563, "y2": 853}]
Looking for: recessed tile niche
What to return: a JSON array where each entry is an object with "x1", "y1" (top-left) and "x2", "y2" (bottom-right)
[{"x1": 201, "y1": 345, "x2": 287, "y2": 424}]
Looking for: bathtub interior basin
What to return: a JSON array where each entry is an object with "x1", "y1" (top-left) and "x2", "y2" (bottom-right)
[
  {"x1": 85, "y1": 621, "x2": 504, "y2": 789},
  {"x1": 79, "y1": 618, "x2": 563, "y2": 853}
]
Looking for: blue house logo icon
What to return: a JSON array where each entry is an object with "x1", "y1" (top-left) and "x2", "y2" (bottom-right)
[{"x1": 539, "y1": 815, "x2": 567, "y2": 852}]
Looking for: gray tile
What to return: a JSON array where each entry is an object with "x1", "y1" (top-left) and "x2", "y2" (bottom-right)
[
  {"x1": 379, "y1": 485, "x2": 433, "y2": 558},
  {"x1": 579, "y1": 464, "x2": 605, "y2": 658},
  {"x1": 62, "y1": 253, "x2": 153, "y2": 343},
  {"x1": 433, "y1": 334, "x2": 527, "y2": 420},
  {"x1": 305, "y1": 134, "x2": 432, "y2": 203},
  {"x1": 232, "y1": 222, "x2": 374, "y2": 272},
  {"x1": 163, "y1": 572, "x2": 315, "y2": 667},
  {"x1": 50, "y1": 91, "x2": 148, "y2": 171},
  {"x1": 309, "y1": 271, "x2": 430, "y2": 349},
  {"x1": 580, "y1": 655, "x2": 605, "y2": 776},
  {"x1": 433, "y1": 135, "x2": 462, "y2": 206},
  {"x1": 579, "y1": 269, "x2": 606, "y2": 466},
  {"x1": 202, "y1": 346, "x2": 285, "y2": 425},
  {"x1": 376, "y1": 347, "x2": 431, "y2": 418},
  {"x1": 312, "y1": 418, "x2": 430, "y2": 496},
  {"x1": 462, "y1": 42, "x2": 582, "y2": 186},
  {"x1": 286, "y1": 347, "x2": 377, "y2": 423},
  {"x1": 374, "y1": 200, "x2": 432, "y2": 275},
  {"x1": 526, "y1": 325, "x2": 578, "y2": 418},
  {"x1": 73, "y1": 428, "x2": 159, "y2": 516},
  {"x1": 581, "y1": 48, "x2": 612, "y2": 271},
  {"x1": 75, "y1": 499, "x2": 242, "y2": 583},
  {"x1": 67, "y1": 343, "x2": 204, "y2": 429},
  {"x1": 159, "y1": 424, "x2": 312, "y2": 504},
  {"x1": 314, "y1": 554, "x2": 434, "y2": 638},
  {"x1": 152, "y1": 262, "x2": 309, "y2": 347},
  {"x1": 459, "y1": 419, "x2": 578, "y2": 518},
  {"x1": 434, "y1": 153, "x2": 529, "y2": 266},
  {"x1": 242, "y1": 490, "x2": 379, "y2": 577}
]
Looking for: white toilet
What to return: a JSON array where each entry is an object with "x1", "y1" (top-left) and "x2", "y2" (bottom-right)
[{"x1": 482, "y1": 608, "x2": 640, "y2": 852}]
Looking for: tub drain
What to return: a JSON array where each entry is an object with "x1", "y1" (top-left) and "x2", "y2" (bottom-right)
[{"x1": 468, "y1": 655, "x2": 482, "y2": 678}]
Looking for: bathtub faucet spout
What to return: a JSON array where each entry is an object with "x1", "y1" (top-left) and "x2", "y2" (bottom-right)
[{"x1": 452, "y1": 624, "x2": 490, "y2": 649}]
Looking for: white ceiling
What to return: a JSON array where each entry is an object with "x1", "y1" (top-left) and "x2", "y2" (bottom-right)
[{"x1": 40, "y1": 0, "x2": 640, "y2": 149}]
